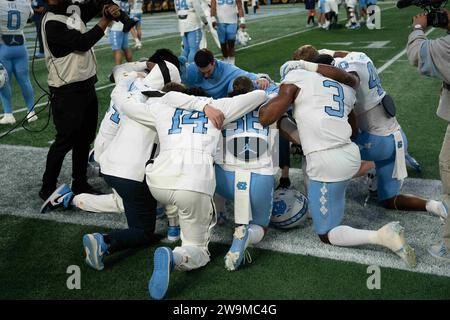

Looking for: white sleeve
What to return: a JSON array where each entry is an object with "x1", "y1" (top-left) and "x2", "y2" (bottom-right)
[
  {"x1": 193, "y1": 0, "x2": 207, "y2": 21},
  {"x1": 112, "y1": 62, "x2": 148, "y2": 83},
  {"x1": 111, "y1": 80, "x2": 158, "y2": 129},
  {"x1": 161, "y1": 91, "x2": 213, "y2": 112},
  {"x1": 211, "y1": 90, "x2": 268, "y2": 125}
]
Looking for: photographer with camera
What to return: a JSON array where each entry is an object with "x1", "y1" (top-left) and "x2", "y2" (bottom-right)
[
  {"x1": 405, "y1": 2, "x2": 450, "y2": 261},
  {"x1": 39, "y1": 0, "x2": 124, "y2": 201}
]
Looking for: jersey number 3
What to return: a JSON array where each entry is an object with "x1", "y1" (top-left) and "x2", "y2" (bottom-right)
[
  {"x1": 169, "y1": 108, "x2": 208, "y2": 134},
  {"x1": 323, "y1": 80, "x2": 345, "y2": 118}
]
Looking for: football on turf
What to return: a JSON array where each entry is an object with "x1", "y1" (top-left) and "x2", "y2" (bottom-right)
[{"x1": 270, "y1": 189, "x2": 308, "y2": 229}]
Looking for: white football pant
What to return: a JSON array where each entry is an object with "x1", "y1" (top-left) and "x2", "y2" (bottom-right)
[
  {"x1": 150, "y1": 188, "x2": 216, "y2": 271},
  {"x1": 73, "y1": 188, "x2": 124, "y2": 213}
]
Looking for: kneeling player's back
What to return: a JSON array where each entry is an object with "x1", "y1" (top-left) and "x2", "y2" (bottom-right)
[{"x1": 282, "y1": 69, "x2": 356, "y2": 155}]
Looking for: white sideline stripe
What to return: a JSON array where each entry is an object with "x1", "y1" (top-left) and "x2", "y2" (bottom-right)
[
  {"x1": 2, "y1": 5, "x2": 398, "y2": 137},
  {"x1": 377, "y1": 28, "x2": 435, "y2": 74}
]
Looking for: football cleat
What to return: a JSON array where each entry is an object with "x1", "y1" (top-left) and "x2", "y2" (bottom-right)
[
  {"x1": 377, "y1": 221, "x2": 416, "y2": 268},
  {"x1": 83, "y1": 233, "x2": 108, "y2": 271},
  {"x1": 428, "y1": 242, "x2": 450, "y2": 261},
  {"x1": 149, "y1": 247, "x2": 174, "y2": 300},
  {"x1": 40, "y1": 184, "x2": 74, "y2": 213},
  {"x1": 167, "y1": 226, "x2": 180, "y2": 242},
  {"x1": 0, "y1": 113, "x2": 16, "y2": 125},
  {"x1": 27, "y1": 110, "x2": 38, "y2": 123},
  {"x1": 405, "y1": 153, "x2": 422, "y2": 173},
  {"x1": 224, "y1": 225, "x2": 251, "y2": 271},
  {"x1": 348, "y1": 23, "x2": 361, "y2": 30}
]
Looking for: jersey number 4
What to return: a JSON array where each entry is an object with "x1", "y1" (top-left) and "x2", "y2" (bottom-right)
[
  {"x1": 323, "y1": 80, "x2": 345, "y2": 118},
  {"x1": 169, "y1": 108, "x2": 208, "y2": 134},
  {"x1": 367, "y1": 62, "x2": 384, "y2": 96}
]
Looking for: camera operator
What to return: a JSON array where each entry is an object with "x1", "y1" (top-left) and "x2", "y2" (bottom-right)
[
  {"x1": 406, "y1": 9, "x2": 450, "y2": 261},
  {"x1": 39, "y1": 0, "x2": 120, "y2": 200}
]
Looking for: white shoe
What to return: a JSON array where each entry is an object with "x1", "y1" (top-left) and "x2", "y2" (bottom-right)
[
  {"x1": 27, "y1": 110, "x2": 38, "y2": 123},
  {"x1": 377, "y1": 221, "x2": 416, "y2": 268},
  {"x1": 0, "y1": 113, "x2": 16, "y2": 124}
]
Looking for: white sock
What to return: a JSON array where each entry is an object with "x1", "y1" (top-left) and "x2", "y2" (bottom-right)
[
  {"x1": 328, "y1": 225, "x2": 378, "y2": 247},
  {"x1": 248, "y1": 224, "x2": 265, "y2": 245},
  {"x1": 426, "y1": 200, "x2": 448, "y2": 219},
  {"x1": 229, "y1": 56, "x2": 235, "y2": 65},
  {"x1": 172, "y1": 250, "x2": 183, "y2": 266}
]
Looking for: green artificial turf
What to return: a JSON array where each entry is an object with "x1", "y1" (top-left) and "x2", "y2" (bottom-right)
[{"x1": 1, "y1": 215, "x2": 450, "y2": 300}]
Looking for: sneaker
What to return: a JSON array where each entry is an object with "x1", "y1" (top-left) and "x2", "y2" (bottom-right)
[
  {"x1": 40, "y1": 184, "x2": 74, "y2": 213},
  {"x1": 167, "y1": 226, "x2": 180, "y2": 242},
  {"x1": 224, "y1": 225, "x2": 251, "y2": 271},
  {"x1": 39, "y1": 184, "x2": 56, "y2": 201},
  {"x1": 277, "y1": 177, "x2": 291, "y2": 190},
  {"x1": 83, "y1": 233, "x2": 108, "y2": 271},
  {"x1": 217, "y1": 211, "x2": 228, "y2": 226},
  {"x1": 149, "y1": 247, "x2": 173, "y2": 300},
  {"x1": 34, "y1": 52, "x2": 45, "y2": 59},
  {"x1": 27, "y1": 110, "x2": 38, "y2": 123},
  {"x1": 405, "y1": 153, "x2": 422, "y2": 173},
  {"x1": 0, "y1": 113, "x2": 16, "y2": 125},
  {"x1": 349, "y1": 23, "x2": 361, "y2": 30},
  {"x1": 71, "y1": 181, "x2": 103, "y2": 195},
  {"x1": 377, "y1": 221, "x2": 416, "y2": 268},
  {"x1": 428, "y1": 242, "x2": 450, "y2": 261}
]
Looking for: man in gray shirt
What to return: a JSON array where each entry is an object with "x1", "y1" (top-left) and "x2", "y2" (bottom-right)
[{"x1": 407, "y1": 9, "x2": 450, "y2": 261}]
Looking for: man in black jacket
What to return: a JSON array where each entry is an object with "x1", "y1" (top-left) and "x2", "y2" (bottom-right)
[{"x1": 39, "y1": 0, "x2": 119, "y2": 200}]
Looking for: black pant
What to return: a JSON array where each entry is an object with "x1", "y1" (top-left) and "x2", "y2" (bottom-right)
[
  {"x1": 42, "y1": 85, "x2": 98, "y2": 189},
  {"x1": 103, "y1": 174, "x2": 157, "y2": 253},
  {"x1": 35, "y1": 18, "x2": 44, "y2": 54},
  {"x1": 279, "y1": 136, "x2": 291, "y2": 169}
]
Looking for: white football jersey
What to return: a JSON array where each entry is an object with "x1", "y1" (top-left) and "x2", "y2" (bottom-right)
[
  {"x1": 0, "y1": 0, "x2": 32, "y2": 38},
  {"x1": 216, "y1": 107, "x2": 276, "y2": 175},
  {"x1": 130, "y1": 0, "x2": 143, "y2": 14},
  {"x1": 101, "y1": 88, "x2": 212, "y2": 182},
  {"x1": 175, "y1": 0, "x2": 204, "y2": 34},
  {"x1": 94, "y1": 77, "x2": 149, "y2": 162},
  {"x1": 334, "y1": 51, "x2": 386, "y2": 115},
  {"x1": 216, "y1": 0, "x2": 238, "y2": 24},
  {"x1": 118, "y1": 89, "x2": 268, "y2": 195},
  {"x1": 282, "y1": 69, "x2": 356, "y2": 155}
]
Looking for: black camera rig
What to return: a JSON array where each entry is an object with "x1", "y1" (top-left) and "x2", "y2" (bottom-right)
[{"x1": 397, "y1": 0, "x2": 448, "y2": 28}]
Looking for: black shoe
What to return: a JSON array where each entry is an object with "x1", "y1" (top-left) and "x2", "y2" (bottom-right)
[
  {"x1": 39, "y1": 185, "x2": 56, "y2": 201},
  {"x1": 71, "y1": 181, "x2": 103, "y2": 195},
  {"x1": 277, "y1": 177, "x2": 291, "y2": 190}
]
